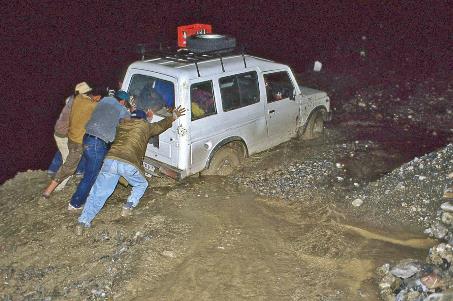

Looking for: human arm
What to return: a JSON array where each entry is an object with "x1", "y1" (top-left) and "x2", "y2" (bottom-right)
[{"x1": 146, "y1": 106, "x2": 186, "y2": 136}]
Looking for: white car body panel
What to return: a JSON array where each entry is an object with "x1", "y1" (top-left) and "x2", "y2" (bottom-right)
[{"x1": 122, "y1": 55, "x2": 330, "y2": 179}]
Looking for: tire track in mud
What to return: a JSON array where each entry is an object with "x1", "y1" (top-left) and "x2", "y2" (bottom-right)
[{"x1": 134, "y1": 179, "x2": 430, "y2": 300}]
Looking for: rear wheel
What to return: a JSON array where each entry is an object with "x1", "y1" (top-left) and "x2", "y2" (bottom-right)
[
  {"x1": 299, "y1": 111, "x2": 325, "y2": 140},
  {"x1": 201, "y1": 145, "x2": 242, "y2": 176}
]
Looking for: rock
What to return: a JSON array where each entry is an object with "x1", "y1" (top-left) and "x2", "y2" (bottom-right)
[
  {"x1": 441, "y1": 211, "x2": 453, "y2": 226},
  {"x1": 420, "y1": 272, "x2": 444, "y2": 290},
  {"x1": 430, "y1": 222, "x2": 449, "y2": 239},
  {"x1": 428, "y1": 243, "x2": 453, "y2": 265},
  {"x1": 441, "y1": 201, "x2": 453, "y2": 213},
  {"x1": 406, "y1": 290, "x2": 422, "y2": 301},
  {"x1": 376, "y1": 263, "x2": 390, "y2": 277},
  {"x1": 424, "y1": 292, "x2": 453, "y2": 300},
  {"x1": 161, "y1": 250, "x2": 176, "y2": 258},
  {"x1": 352, "y1": 198, "x2": 363, "y2": 207},
  {"x1": 390, "y1": 260, "x2": 421, "y2": 279},
  {"x1": 379, "y1": 273, "x2": 398, "y2": 289}
]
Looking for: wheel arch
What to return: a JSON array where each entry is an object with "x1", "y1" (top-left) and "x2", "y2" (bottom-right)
[
  {"x1": 302, "y1": 105, "x2": 328, "y2": 129},
  {"x1": 205, "y1": 137, "x2": 248, "y2": 169}
]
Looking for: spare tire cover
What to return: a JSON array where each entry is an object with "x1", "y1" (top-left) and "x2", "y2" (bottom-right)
[{"x1": 186, "y1": 34, "x2": 236, "y2": 54}]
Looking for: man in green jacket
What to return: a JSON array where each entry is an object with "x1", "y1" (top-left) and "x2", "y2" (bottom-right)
[{"x1": 77, "y1": 106, "x2": 186, "y2": 232}]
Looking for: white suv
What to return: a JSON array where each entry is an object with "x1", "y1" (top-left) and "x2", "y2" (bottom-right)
[{"x1": 122, "y1": 35, "x2": 331, "y2": 179}]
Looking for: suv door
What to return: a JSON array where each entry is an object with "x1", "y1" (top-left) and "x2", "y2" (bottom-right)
[
  {"x1": 263, "y1": 71, "x2": 299, "y2": 143},
  {"x1": 126, "y1": 71, "x2": 179, "y2": 167},
  {"x1": 189, "y1": 80, "x2": 219, "y2": 173}
]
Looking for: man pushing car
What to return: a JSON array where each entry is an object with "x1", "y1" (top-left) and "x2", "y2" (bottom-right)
[{"x1": 76, "y1": 106, "x2": 186, "y2": 235}]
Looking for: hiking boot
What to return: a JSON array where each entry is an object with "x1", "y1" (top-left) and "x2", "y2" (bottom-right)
[
  {"x1": 444, "y1": 188, "x2": 453, "y2": 200},
  {"x1": 121, "y1": 202, "x2": 134, "y2": 217},
  {"x1": 75, "y1": 222, "x2": 89, "y2": 236},
  {"x1": 68, "y1": 203, "x2": 83, "y2": 212}
]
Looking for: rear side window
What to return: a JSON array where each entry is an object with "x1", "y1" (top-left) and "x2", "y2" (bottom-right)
[
  {"x1": 128, "y1": 74, "x2": 175, "y2": 116},
  {"x1": 219, "y1": 71, "x2": 259, "y2": 111},
  {"x1": 191, "y1": 81, "x2": 216, "y2": 121}
]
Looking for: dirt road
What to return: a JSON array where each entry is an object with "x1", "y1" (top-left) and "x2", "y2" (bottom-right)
[
  {"x1": 0, "y1": 163, "x2": 432, "y2": 301},
  {"x1": 135, "y1": 176, "x2": 432, "y2": 300},
  {"x1": 2, "y1": 68, "x2": 451, "y2": 300}
]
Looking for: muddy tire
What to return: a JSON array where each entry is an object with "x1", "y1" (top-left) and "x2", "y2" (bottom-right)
[
  {"x1": 299, "y1": 111, "x2": 324, "y2": 140},
  {"x1": 201, "y1": 146, "x2": 242, "y2": 176}
]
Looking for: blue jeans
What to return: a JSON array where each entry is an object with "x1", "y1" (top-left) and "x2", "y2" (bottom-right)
[
  {"x1": 48, "y1": 150, "x2": 86, "y2": 174},
  {"x1": 70, "y1": 135, "x2": 109, "y2": 208},
  {"x1": 78, "y1": 159, "x2": 149, "y2": 226}
]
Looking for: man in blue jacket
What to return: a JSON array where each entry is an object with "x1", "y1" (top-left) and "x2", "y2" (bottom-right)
[{"x1": 68, "y1": 90, "x2": 131, "y2": 210}]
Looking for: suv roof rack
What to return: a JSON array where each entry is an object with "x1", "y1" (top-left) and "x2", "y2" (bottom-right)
[{"x1": 136, "y1": 43, "x2": 248, "y2": 77}]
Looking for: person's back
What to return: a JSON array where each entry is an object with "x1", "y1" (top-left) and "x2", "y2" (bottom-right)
[
  {"x1": 107, "y1": 117, "x2": 172, "y2": 175},
  {"x1": 54, "y1": 95, "x2": 74, "y2": 138},
  {"x1": 68, "y1": 94, "x2": 97, "y2": 144},
  {"x1": 85, "y1": 96, "x2": 130, "y2": 144}
]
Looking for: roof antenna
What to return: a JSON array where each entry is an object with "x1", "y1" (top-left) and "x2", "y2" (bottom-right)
[
  {"x1": 219, "y1": 55, "x2": 225, "y2": 72},
  {"x1": 241, "y1": 46, "x2": 247, "y2": 68},
  {"x1": 194, "y1": 61, "x2": 201, "y2": 77}
]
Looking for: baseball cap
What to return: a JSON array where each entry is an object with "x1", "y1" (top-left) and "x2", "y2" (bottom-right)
[
  {"x1": 75, "y1": 82, "x2": 92, "y2": 94},
  {"x1": 115, "y1": 90, "x2": 130, "y2": 102},
  {"x1": 130, "y1": 110, "x2": 147, "y2": 120}
]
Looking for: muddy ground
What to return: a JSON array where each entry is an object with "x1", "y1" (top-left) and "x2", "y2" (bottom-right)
[{"x1": 1, "y1": 67, "x2": 452, "y2": 300}]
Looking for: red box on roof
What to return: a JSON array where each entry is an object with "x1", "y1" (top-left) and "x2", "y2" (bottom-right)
[{"x1": 177, "y1": 24, "x2": 212, "y2": 48}]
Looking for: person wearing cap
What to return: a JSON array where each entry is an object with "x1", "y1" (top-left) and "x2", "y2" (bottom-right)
[
  {"x1": 76, "y1": 106, "x2": 186, "y2": 233},
  {"x1": 50, "y1": 82, "x2": 100, "y2": 189},
  {"x1": 43, "y1": 82, "x2": 98, "y2": 198},
  {"x1": 68, "y1": 90, "x2": 131, "y2": 210}
]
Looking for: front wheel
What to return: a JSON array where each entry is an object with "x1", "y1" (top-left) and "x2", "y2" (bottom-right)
[
  {"x1": 201, "y1": 146, "x2": 242, "y2": 176},
  {"x1": 299, "y1": 111, "x2": 325, "y2": 140}
]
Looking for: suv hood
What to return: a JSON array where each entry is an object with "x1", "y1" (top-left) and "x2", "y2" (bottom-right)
[{"x1": 299, "y1": 86, "x2": 328, "y2": 100}]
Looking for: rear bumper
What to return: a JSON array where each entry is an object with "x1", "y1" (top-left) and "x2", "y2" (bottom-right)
[{"x1": 143, "y1": 157, "x2": 186, "y2": 180}]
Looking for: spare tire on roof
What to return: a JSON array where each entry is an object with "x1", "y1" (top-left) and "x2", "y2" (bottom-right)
[{"x1": 186, "y1": 34, "x2": 236, "y2": 54}]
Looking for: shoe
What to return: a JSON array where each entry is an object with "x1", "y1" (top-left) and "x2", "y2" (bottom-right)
[
  {"x1": 444, "y1": 188, "x2": 453, "y2": 200},
  {"x1": 68, "y1": 203, "x2": 83, "y2": 212},
  {"x1": 75, "y1": 222, "x2": 89, "y2": 236},
  {"x1": 121, "y1": 202, "x2": 134, "y2": 217}
]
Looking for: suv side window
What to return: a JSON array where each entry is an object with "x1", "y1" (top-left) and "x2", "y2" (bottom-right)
[
  {"x1": 263, "y1": 71, "x2": 295, "y2": 103},
  {"x1": 191, "y1": 81, "x2": 217, "y2": 121},
  {"x1": 219, "y1": 71, "x2": 259, "y2": 111}
]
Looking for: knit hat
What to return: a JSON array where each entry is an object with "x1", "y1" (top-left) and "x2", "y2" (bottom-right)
[
  {"x1": 130, "y1": 110, "x2": 147, "y2": 120},
  {"x1": 115, "y1": 90, "x2": 130, "y2": 102},
  {"x1": 75, "y1": 82, "x2": 92, "y2": 94}
]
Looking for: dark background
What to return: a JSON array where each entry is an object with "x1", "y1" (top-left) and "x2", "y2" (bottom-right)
[{"x1": 1, "y1": 1, "x2": 450, "y2": 184}]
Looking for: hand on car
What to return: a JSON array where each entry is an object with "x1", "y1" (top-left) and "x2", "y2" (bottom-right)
[
  {"x1": 146, "y1": 108, "x2": 154, "y2": 121},
  {"x1": 172, "y1": 105, "x2": 186, "y2": 120}
]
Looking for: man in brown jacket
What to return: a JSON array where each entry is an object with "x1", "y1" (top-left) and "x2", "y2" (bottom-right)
[
  {"x1": 43, "y1": 82, "x2": 98, "y2": 197},
  {"x1": 77, "y1": 106, "x2": 185, "y2": 232}
]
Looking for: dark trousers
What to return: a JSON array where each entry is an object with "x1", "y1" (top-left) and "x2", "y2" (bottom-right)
[
  {"x1": 48, "y1": 151, "x2": 86, "y2": 175},
  {"x1": 70, "y1": 134, "x2": 109, "y2": 208}
]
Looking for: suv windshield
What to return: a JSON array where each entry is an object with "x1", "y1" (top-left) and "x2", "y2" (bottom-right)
[{"x1": 128, "y1": 74, "x2": 175, "y2": 117}]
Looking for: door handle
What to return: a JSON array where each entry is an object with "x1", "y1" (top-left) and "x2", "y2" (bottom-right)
[{"x1": 269, "y1": 110, "x2": 275, "y2": 114}]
